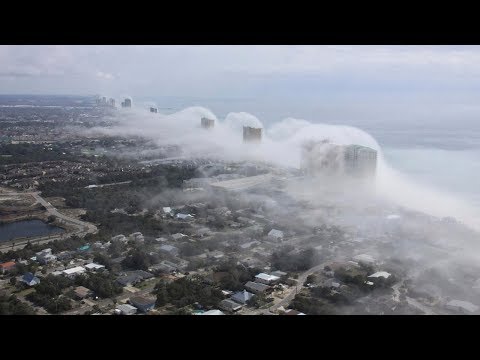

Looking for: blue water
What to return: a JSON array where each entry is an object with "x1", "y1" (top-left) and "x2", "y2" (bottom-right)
[{"x1": 0, "y1": 219, "x2": 64, "y2": 242}]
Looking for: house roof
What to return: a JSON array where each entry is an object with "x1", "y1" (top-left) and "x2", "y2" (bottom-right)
[
  {"x1": 368, "y1": 271, "x2": 391, "y2": 279},
  {"x1": 74, "y1": 286, "x2": 91, "y2": 297},
  {"x1": 198, "y1": 310, "x2": 224, "y2": 315},
  {"x1": 130, "y1": 296, "x2": 156, "y2": 307},
  {"x1": 63, "y1": 266, "x2": 86, "y2": 275},
  {"x1": 353, "y1": 254, "x2": 375, "y2": 263},
  {"x1": 220, "y1": 299, "x2": 242, "y2": 311},
  {"x1": 160, "y1": 244, "x2": 178, "y2": 252},
  {"x1": 22, "y1": 272, "x2": 39, "y2": 283},
  {"x1": 245, "y1": 281, "x2": 270, "y2": 293},
  {"x1": 117, "y1": 304, "x2": 137, "y2": 313},
  {"x1": 255, "y1": 273, "x2": 280, "y2": 282},
  {"x1": 85, "y1": 263, "x2": 105, "y2": 270},
  {"x1": 231, "y1": 290, "x2": 254, "y2": 304},
  {"x1": 0, "y1": 261, "x2": 15, "y2": 268},
  {"x1": 268, "y1": 229, "x2": 284, "y2": 238}
]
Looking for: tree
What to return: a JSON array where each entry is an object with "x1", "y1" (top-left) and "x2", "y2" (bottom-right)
[{"x1": 9, "y1": 277, "x2": 16, "y2": 286}]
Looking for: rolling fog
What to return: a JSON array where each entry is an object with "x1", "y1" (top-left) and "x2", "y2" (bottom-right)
[{"x1": 81, "y1": 104, "x2": 480, "y2": 309}]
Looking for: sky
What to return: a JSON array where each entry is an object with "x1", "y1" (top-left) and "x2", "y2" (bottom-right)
[{"x1": 2, "y1": 45, "x2": 480, "y2": 101}]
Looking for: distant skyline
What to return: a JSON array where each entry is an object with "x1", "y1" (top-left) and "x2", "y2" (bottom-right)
[{"x1": 2, "y1": 45, "x2": 480, "y2": 100}]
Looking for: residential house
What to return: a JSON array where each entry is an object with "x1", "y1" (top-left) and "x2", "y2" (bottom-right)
[
  {"x1": 176, "y1": 213, "x2": 194, "y2": 221},
  {"x1": 116, "y1": 270, "x2": 154, "y2": 287},
  {"x1": 0, "y1": 261, "x2": 16, "y2": 274},
  {"x1": 159, "y1": 244, "x2": 179, "y2": 257},
  {"x1": 268, "y1": 229, "x2": 284, "y2": 241},
  {"x1": 231, "y1": 290, "x2": 254, "y2": 305},
  {"x1": 171, "y1": 233, "x2": 187, "y2": 241},
  {"x1": 129, "y1": 296, "x2": 156, "y2": 313},
  {"x1": 352, "y1": 254, "x2": 376, "y2": 265},
  {"x1": 129, "y1": 232, "x2": 144, "y2": 243},
  {"x1": 245, "y1": 281, "x2": 271, "y2": 295},
  {"x1": 270, "y1": 270, "x2": 288, "y2": 279},
  {"x1": 36, "y1": 248, "x2": 57, "y2": 265},
  {"x1": 197, "y1": 309, "x2": 224, "y2": 315},
  {"x1": 74, "y1": 286, "x2": 92, "y2": 300},
  {"x1": 115, "y1": 304, "x2": 137, "y2": 315},
  {"x1": 255, "y1": 273, "x2": 280, "y2": 285},
  {"x1": 219, "y1": 299, "x2": 242, "y2": 312},
  {"x1": 284, "y1": 309, "x2": 306, "y2": 315},
  {"x1": 111, "y1": 234, "x2": 128, "y2": 243},
  {"x1": 63, "y1": 266, "x2": 86, "y2": 278},
  {"x1": 85, "y1": 263, "x2": 106, "y2": 272},
  {"x1": 21, "y1": 272, "x2": 40, "y2": 286}
]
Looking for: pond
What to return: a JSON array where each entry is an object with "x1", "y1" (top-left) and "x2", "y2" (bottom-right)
[{"x1": 0, "y1": 219, "x2": 64, "y2": 243}]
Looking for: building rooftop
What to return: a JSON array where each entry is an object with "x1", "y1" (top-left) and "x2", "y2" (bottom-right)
[
  {"x1": 368, "y1": 271, "x2": 391, "y2": 279},
  {"x1": 231, "y1": 290, "x2": 255, "y2": 304},
  {"x1": 197, "y1": 309, "x2": 224, "y2": 315},
  {"x1": 63, "y1": 266, "x2": 86, "y2": 275},
  {"x1": 255, "y1": 273, "x2": 280, "y2": 282}
]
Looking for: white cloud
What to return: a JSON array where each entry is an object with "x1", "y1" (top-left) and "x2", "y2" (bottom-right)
[{"x1": 96, "y1": 71, "x2": 115, "y2": 80}]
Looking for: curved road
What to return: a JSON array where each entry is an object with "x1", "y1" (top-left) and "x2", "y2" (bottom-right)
[{"x1": 252, "y1": 261, "x2": 333, "y2": 315}]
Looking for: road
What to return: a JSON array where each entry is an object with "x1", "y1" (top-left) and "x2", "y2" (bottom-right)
[
  {"x1": 250, "y1": 261, "x2": 332, "y2": 315},
  {"x1": 0, "y1": 190, "x2": 97, "y2": 252}
]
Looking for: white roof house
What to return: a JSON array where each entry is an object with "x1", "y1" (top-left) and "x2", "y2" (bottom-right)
[
  {"x1": 368, "y1": 271, "x2": 391, "y2": 279},
  {"x1": 268, "y1": 229, "x2": 284, "y2": 240},
  {"x1": 163, "y1": 207, "x2": 172, "y2": 214},
  {"x1": 85, "y1": 263, "x2": 106, "y2": 271},
  {"x1": 176, "y1": 213, "x2": 194, "y2": 220},
  {"x1": 353, "y1": 254, "x2": 376, "y2": 264},
  {"x1": 116, "y1": 304, "x2": 137, "y2": 315},
  {"x1": 197, "y1": 310, "x2": 224, "y2": 315},
  {"x1": 255, "y1": 273, "x2": 280, "y2": 284},
  {"x1": 63, "y1": 266, "x2": 86, "y2": 276},
  {"x1": 446, "y1": 300, "x2": 479, "y2": 314},
  {"x1": 171, "y1": 233, "x2": 187, "y2": 240}
]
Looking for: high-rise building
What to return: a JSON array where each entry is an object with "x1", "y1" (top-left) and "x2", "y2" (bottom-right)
[
  {"x1": 243, "y1": 126, "x2": 262, "y2": 143},
  {"x1": 301, "y1": 140, "x2": 377, "y2": 178},
  {"x1": 150, "y1": 107, "x2": 158, "y2": 113},
  {"x1": 201, "y1": 117, "x2": 215, "y2": 129},
  {"x1": 122, "y1": 98, "x2": 132, "y2": 108},
  {"x1": 344, "y1": 144, "x2": 377, "y2": 177},
  {"x1": 108, "y1": 98, "x2": 115, "y2": 107},
  {"x1": 102, "y1": 96, "x2": 107, "y2": 104}
]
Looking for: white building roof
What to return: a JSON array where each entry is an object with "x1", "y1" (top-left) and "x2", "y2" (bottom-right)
[
  {"x1": 85, "y1": 263, "x2": 105, "y2": 270},
  {"x1": 446, "y1": 300, "x2": 479, "y2": 313},
  {"x1": 255, "y1": 273, "x2": 280, "y2": 282},
  {"x1": 63, "y1": 266, "x2": 86, "y2": 275},
  {"x1": 163, "y1": 207, "x2": 172, "y2": 213},
  {"x1": 268, "y1": 229, "x2": 284, "y2": 238},
  {"x1": 198, "y1": 310, "x2": 224, "y2": 315},
  {"x1": 353, "y1": 254, "x2": 375, "y2": 264},
  {"x1": 368, "y1": 271, "x2": 391, "y2": 279}
]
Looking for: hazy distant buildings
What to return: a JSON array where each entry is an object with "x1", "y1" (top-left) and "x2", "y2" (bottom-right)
[
  {"x1": 150, "y1": 107, "x2": 158, "y2": 113},
  {"x1": 243, "y1": 126, "x2": 262, "y2": 143},
  {"x1": 102, "y1": 96, "x2": 107, "y2": 104},
  {"x1": 121, "y1": 98, "x2": 132, "y2": 108},
  {"x1": 201, "y1": 117, "x2": 215, "y2": 129},
  {"x1": 108, "y1": 98, "x2": 115, "y2": 107},
  {"x1": 301, "y1": 140, "x2": 377, "y2": 178},
  {"x1": 344, "y1": 144, "x2": 377, "y2": 177}
]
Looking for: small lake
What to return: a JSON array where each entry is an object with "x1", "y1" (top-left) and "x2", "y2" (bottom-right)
[{"x1": 0, "y1": 219, "x2": 65, "y2": 243}]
